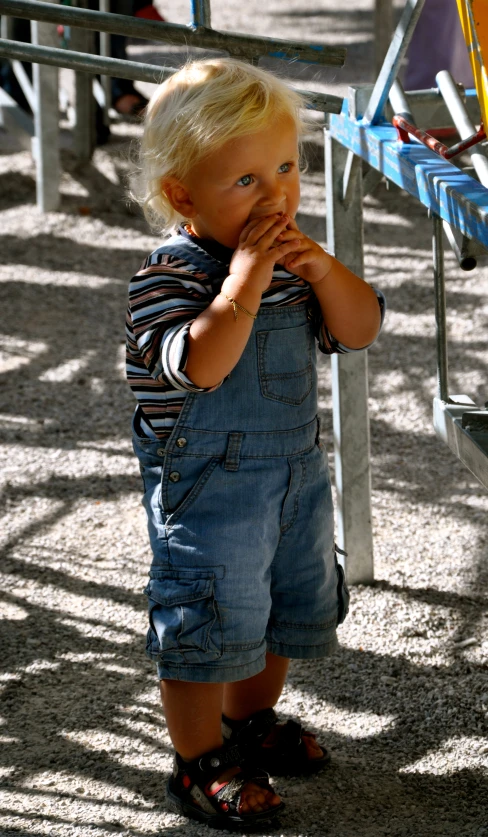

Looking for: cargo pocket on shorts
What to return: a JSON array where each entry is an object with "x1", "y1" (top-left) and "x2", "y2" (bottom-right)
[
  {"x1": 257, "y1": 324, "x2": 313, "y2": 405},
  {"x1": 335, "y1": 544, "x2": 350, "y2": 626},
  {"x1": 144, "y1": 570, "x2": 223, "y2": 663}
]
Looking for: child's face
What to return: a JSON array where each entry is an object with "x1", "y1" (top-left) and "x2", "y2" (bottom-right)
[{"x1": 178, "y1": 114, "x2": 300, "y2": 249}]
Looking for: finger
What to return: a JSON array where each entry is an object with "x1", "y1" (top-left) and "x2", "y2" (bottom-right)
[
  {"x1": 249, "y1": 214, "x2": 291, "y2": 248},
  {"x1": 280, "y1": 240, "x2": 311, "y2": 258},
  {"x1": 239, "y1": 213, "x2": 286, "y2": 244},
  {"x1": 274, "y1": 239, "x2": 302, "y2": 262},
  {"x1": 286, "y1": 250, "x2": 314, "y2": 269},
  {"x1": 275, "y1": 229, "x2": 305, "y2": 243},
  {"x1": 284, "y1": 215, "x2": 300, "y2": 232}
]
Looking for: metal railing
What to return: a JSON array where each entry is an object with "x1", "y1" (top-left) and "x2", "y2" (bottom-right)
[{"x1": 0, "y1": 0, "x2": 346, "y2": 207}]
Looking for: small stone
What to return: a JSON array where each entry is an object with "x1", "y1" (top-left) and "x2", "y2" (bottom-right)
[
  {"x1": 380, "y1": 675, "x2": 397, "y2": 685},
  {"x1": 453, "y1": 637, "x2": 479, "y2": 649}
]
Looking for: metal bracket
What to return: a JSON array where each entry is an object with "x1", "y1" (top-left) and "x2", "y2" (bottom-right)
[{"x1": 434, "y1": 396, "x2": 488, "y2": 489}]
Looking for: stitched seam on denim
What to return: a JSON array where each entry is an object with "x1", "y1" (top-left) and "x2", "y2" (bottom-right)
[
  {"x1": 224, "y1": 640, "x2": 264, "y2": 651},
  {"x1": 261, "y1": 369, "x2": 313, "y2": 405},
  {"x1": 261, "y1": 366, "x2": 312, "y2": 380},
  {"x1": 256, "y1": 302, "x2": 309, "y2": 317},
  {"x1": 270, "y1": 617, "x2": 338, "y2": 630},
  {"x1": 157, "y1": 656, "x2": 265, "y2": 672},
  {"x1": 173, "y1": 419, "x2": 317, "y2": 438},
  {"x1": 160, "y1": 443, "x2": 316, "y2": 459},
  {"x1": 164, "y1": 456, "x2": 220, "y2": 528},
  {"x1": 280, "y1": 455, "x2": 307, "y2": 533},
  {"x1": 148, "y1": 567, "x2": 225, "y2": 580},
  {"x1": 224, "y1": 432, "x2": 243, "y2": 471},
  {"x1": 147, "y1": 590, "x2": 212, "y2": 605}
]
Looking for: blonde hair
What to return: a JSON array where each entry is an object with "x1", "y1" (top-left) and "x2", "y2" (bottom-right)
[{"x1": 132, "y1": 58, "x2": 306, "y2": 235}]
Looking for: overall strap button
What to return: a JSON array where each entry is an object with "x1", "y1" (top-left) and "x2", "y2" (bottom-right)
[
  {"x1": 175, "y1": 437, "x2": 187, "y2": 448},
  {"x1": 169, "y1": 471, "x2": 181, "y2": 483}
]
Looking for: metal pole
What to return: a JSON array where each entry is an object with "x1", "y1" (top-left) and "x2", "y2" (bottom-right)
[
  {"x1": 389, "y1": 78, "x2": 415, "y2": 122},
  {"x1": 374, "y1": 0, "x2": 394, "y2": 78},
  {"x1": 99, "y1": 0, "x2": 111, "y2": 125},
  {"x1": 31, "y1": 0, "x2": 60, "y2": 212},
  {"x1": 325, "y1": 130, "x2": 374, "y2": 585},
  {"x1": 71, "y1": 24, "x2": 95, "y2": 163},
  {"x1": 363, "y1": 0, "x2": 426, "y2": 125},
  {"x1": 190, "y1": 0, "x2": 211, "y2": 28},
  {"x1": 0, "y1": 40, "x2": 343, "y2": 113},
  {"x1": 436, "y1": 69, "x2": 488, "y2": 187},
  {"x1": 432, "y1": 214, "x2": 449, "y2": 402},
  {"x1": 0, "y1": 0, "x2": 346, "y2": 67}
]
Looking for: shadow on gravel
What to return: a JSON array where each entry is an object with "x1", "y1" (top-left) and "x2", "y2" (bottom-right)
[
  {"x1": 0, "y1": 172, "x2": 36, "y2": 210},
  {"x1": 1, "y1": 128, "x2": 488, "y2": 836}
]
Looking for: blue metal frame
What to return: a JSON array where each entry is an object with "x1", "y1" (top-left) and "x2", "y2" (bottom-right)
[{"x1": 328, "y1": 94, "x2": 488, "y2": 248}]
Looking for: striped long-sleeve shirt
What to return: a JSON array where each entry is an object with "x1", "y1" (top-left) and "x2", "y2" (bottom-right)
[{"x1": 126, "y1": 228, "x2": 385, "y2": 440}]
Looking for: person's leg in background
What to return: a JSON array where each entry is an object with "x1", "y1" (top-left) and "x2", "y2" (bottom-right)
[{"x1": 404, "y1": 0, "x2": 473, "y2": 89}]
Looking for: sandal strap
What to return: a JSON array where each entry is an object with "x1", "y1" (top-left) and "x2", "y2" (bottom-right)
[
  {"x1": 265, "y1": 718, "x2": 304, "y2": 754},
  {"x1": 223, "y1": 708, "x2": 307, "y2": 750},
  {"x1": 222, "y1": 707, "x2": 278, "y2": 745},
  {"x1": 222, "y1": 709, "x2": 329, "y2": 775},
  {"x1": 172, "y1": 744, "x2": 272, "y2": 817}
]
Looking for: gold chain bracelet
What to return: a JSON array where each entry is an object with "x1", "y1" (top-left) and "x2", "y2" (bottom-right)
[{"x1": 220, "y1": 292, "x2": 258, "y2": 321}]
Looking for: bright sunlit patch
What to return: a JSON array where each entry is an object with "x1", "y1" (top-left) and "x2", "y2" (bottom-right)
[
  {"x1": 56, "y1": 617, "x2": 135, "y2": 645},
  {"x1": 364, "y1": 208, "x2": 414, "y2": 228},
  {"x1": 0, "y1": 601, "x2": 29, "y2": 621},
  {"x1": 304, "y1": 705, "x2": 396, "y2": 739},
  {"x1": 58, "y1": 729, "x2": 170, "y2": 771},
  {"x1": 38, "y1": 351, "x2": 96, "y2": 383},
  {"x1": 0, "y1": 266, "x2": 119, "y2": 288},
  {"x1": 93, "y1": 663, "x2": 140, "y2": 676},
  {"x1": 21, "y1": 660, "x2": 61, "y2": 675},
  {"x1": 0, "y1": 336, "x2": 48, "y2": 373},
  {"x1": 400, "y1": 737, "x2": 488, "y2": 774}
]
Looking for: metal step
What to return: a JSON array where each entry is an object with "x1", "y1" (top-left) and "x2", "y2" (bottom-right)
[{"x1": 433, "y1": 395, "x2": 488, "y2": 489}]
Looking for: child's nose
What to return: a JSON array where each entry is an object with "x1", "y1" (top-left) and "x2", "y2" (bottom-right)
[{"x1": 259, "y1": 179, "x2": 285, "y2": 206}]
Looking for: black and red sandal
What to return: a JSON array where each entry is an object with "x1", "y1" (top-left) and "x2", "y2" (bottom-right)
[
  {"x1": 222, "y1": 708, "x2": 331, "y2": 776},
  {"x1": 166, "y1": 743, "x2": 285, "y2": 830}
]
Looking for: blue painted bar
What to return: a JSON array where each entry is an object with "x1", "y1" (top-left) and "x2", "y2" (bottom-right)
[{"x1": 329, "y1": 108, "x2": 488, "y2": 248}]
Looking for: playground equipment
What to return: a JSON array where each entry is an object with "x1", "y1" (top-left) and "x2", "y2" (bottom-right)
[
  {"x1": 0, "y1": 0, "x2": 345, "y2": 209},
  {"x1": 327, "y1": 0, "x2": 488, "y2": 524}
]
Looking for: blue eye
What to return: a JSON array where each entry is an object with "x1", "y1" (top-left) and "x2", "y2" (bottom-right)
[
  {"x1": 237, "y1": 174, "x2": 253, "y2": 187},
  {"x1": 278, "y1": 163, "x2": 291, "y2": 173}
]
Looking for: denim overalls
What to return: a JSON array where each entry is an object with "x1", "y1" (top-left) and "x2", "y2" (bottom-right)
[{"x1": 132, "y1": 237, "x2": 349, "y2": 683}]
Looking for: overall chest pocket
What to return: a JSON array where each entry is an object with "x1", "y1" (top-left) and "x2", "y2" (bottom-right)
[{"x1": 257, "y1": 323, "x2": 313, "y2": 406}]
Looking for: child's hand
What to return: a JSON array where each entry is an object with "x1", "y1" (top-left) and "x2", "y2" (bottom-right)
[
  {"x1": 274, "y1": 217, "x2": 333, "y2": 286},
  {"x1": 229, "y1": 214, "x2": 301, "y2": 293}
]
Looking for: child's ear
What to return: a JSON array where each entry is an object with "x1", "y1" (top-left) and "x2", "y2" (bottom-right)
[{"x1": 161, "y1": 177, "x2": 195, "y2": 217}]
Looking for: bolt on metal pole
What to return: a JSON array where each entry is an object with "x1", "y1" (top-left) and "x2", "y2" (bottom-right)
[{"x1": 432, "y1": 213, "x2": 449, "y2": 402}]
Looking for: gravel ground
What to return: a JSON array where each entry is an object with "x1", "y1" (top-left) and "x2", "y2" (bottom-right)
[{"x1": 1, "y1": 1, "x2": 488, "y2": 836}]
